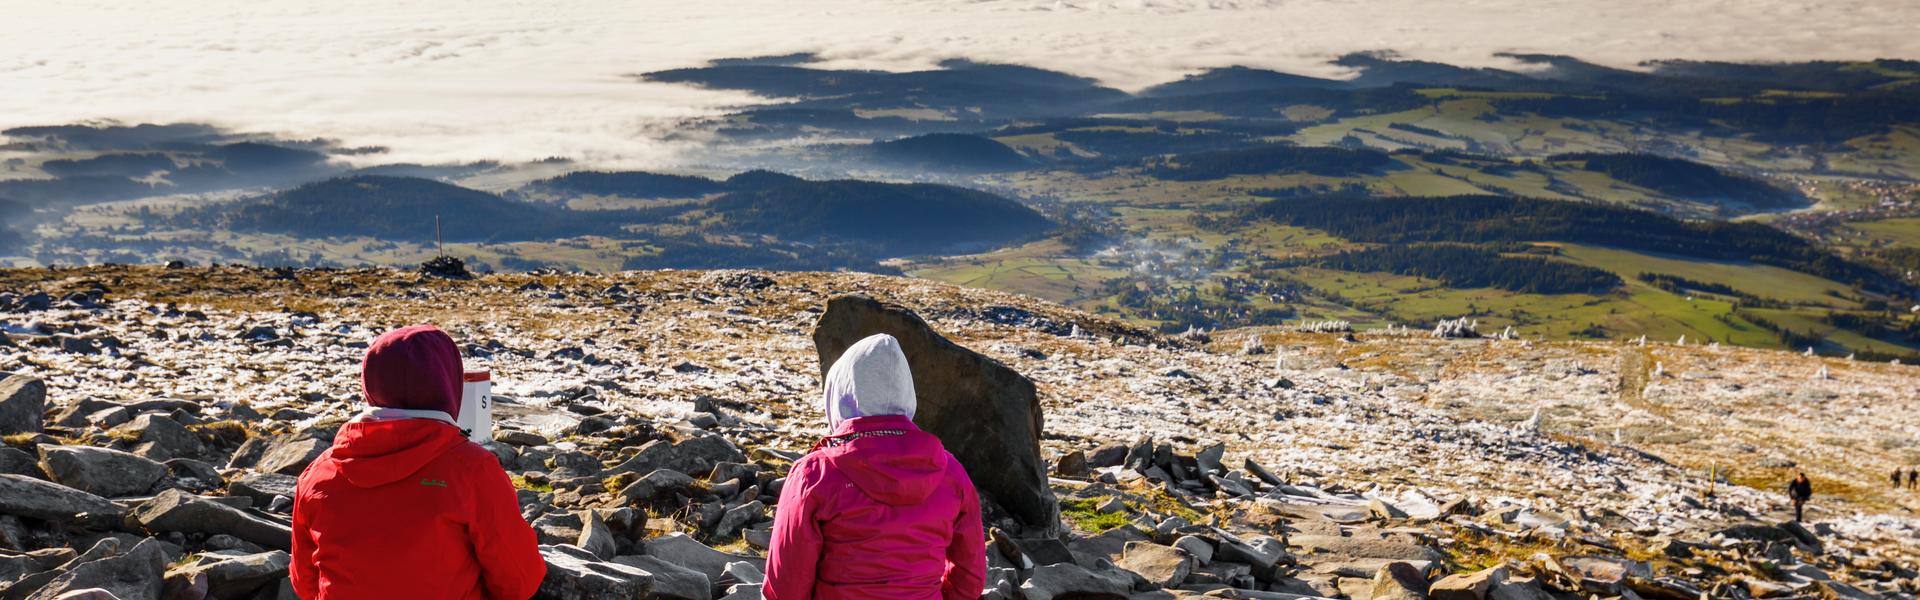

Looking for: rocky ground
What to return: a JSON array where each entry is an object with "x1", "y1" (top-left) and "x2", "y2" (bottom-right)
[{"x1": 0, "y1": 264, "x2": 1914, "y2": 599}]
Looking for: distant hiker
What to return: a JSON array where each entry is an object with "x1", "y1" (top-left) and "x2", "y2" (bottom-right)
[
  {"x1": 765, "y1": 333, "x2": 987, "y2": 600},
  {"x1": 1788, "y1": 471, "x2": 1813, "y2": 523},
  {"x1": 292, "y1": 325, "x2": 543, "y2": 600},
  {"x1": 1909, "y1": 467, "x2": 1918, "y2": 490},
  {"x1": 1895, "y1": 467, "x2": 1906, "y2": 489}
]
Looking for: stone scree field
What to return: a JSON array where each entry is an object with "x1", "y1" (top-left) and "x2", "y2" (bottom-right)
[{"x1": 0, "y1": 264, "x2": 1914, "y2": 599}]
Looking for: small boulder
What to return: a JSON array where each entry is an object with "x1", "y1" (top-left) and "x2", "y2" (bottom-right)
[
  {"x1": 577, "y1": 511, "x2": 618, "y2": 560},
  {"x1": 227, "y1": 472, "x2": 298, "y2": 508},
  {"x1": 1371, "y1": 561, "x2": 1431, "y2": 600},
  {"x1": 613, "y1": 469, "x2": 694, "y2": 507},
  {"x1": 0, "y1": 375, "x2": 46, "y2": 435},
  {"x1": 1430, "y1": 566, "x2": 1505, "y2": 600},
  {"x1": 166, "y1": 550, "x2": 291, "y2": 600},
  {"x1": 1115, "y1": 541, "x2": 1192, "y2": 588},
  {"x1": 110, "y1": 414, "x2": 205, "y2": 460}
]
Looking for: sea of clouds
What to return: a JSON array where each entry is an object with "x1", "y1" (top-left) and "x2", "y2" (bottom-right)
[{"x1": 4, "y1": 0, "x2": 1916, "y2": 169}]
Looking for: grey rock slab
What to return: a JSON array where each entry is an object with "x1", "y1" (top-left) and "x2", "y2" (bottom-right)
[
  {"x1": 226, "y1": 472, "x2": 297, "y2": 507},
  {"x1": 109, "y1": 414, "x2": 204, "y2": 460},
  {"x1": 534, "y1": 544, "x2": 653, "y2": 600},
  {"x1": 1020, "y1": 562, "x2": 1133, "y2": 600},
  {"x1": 0, "y1": 473, "x2": 124, "y2": 524},
  {"x1": 131, "y1": 489, "x2": 291, "y2": 551},
  {"x1": 610, "y1": 555, "x2": 710, "y2": 600},
  {"x1": 25, "y1": 538, "x2": 168, "y2": 600},
  {"x1": 166, "y1": 550, "x2": 290, "y2": 600},
  {"x1": 642, "y1": 532, "x2": 762, "y2": 583},
  {"x1": 37, "y1": 445, "x2": 165, "y2": 498},
  {"x1": 606, "y1": 438, "x2": 744, "y2": 482},
  {"x1": 577, "y1": 510, "x2": 618, "y2": 560}
]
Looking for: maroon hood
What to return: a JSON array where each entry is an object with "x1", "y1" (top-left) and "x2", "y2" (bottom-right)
[
  {"x1": 361, "y1": 324, "x2": 462, "y2": 419},
  {"x1": 818, "y1": 415, "x2": 950, "y2": 506}
]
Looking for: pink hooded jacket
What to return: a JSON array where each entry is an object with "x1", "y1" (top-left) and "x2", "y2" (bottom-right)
[{"x1": 763, "y1": 414, "x2": 986, "y2": 600}]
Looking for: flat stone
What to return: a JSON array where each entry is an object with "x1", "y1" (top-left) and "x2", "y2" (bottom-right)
[
  {"x1": 0, "y1": 473, "x2": 125, "y2": 524},
  {"x1": 1290, "y1": 534, "x2": 1442, "y2": 562},
  {"x1": 1172, "y1": 535, "x2": 1214, "y2": 566}
]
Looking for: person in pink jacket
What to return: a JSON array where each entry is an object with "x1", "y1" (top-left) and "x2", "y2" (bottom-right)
[{"x1": 764, "y1": 333, "x2": 987, "y2": 600}]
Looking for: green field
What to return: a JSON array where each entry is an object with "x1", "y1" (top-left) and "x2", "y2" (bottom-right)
[
  {"x1": 1554, "y1": 243, "x2": 1859, "y2": 307},
  {"x1": 1847, "y1": 218, "x2": 1920, "y2": 249}
]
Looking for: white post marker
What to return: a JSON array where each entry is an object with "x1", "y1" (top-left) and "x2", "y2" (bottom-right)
[{"x1": 459, "y1": 371, "x2": 493, "y2": 443}]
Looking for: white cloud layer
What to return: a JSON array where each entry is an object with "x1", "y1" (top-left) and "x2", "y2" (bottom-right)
[{"x1": 3, "y1": 0, "x2": 1915, "y2": 169}]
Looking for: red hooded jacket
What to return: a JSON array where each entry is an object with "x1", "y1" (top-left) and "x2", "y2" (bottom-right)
[
  {"x1": 763, "y1": 415, "x2": 986, "y2": 600},
  {"x1": 291, "y1": 325, "x2": 544, "y2": 599}
]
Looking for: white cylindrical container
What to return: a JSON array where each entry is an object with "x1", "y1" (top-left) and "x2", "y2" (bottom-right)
[{"x1": 459, "y1": 371, "x2": 493, "y2": 443}]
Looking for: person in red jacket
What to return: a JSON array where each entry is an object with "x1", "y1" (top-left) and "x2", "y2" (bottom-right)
[
  {"x1": 292, "y1": 324, "x2": 545, "y2": 599},
  {"x1": 764, "y1": 333, "x2": 987, "y2": 600}
]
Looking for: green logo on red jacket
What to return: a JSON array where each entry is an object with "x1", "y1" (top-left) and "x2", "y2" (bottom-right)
[{"x1": 420, "y1": 478, "x2": 448, "y2": 487}]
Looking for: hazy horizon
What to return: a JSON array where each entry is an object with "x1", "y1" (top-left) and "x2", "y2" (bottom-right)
[{"x1": 6, "y1": 0, "x2": 1919, "y2": 169}]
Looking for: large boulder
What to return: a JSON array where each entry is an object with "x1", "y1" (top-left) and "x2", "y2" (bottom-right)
[
  {"x1": 0, "y1": 375, "x2": 45, "y2": 435},
  {"x1": 24, "y1": 538, "x2": 168, "y2": 600},
  {"x1": 0, "y1": 473, "x2": 125, "y2": 524},
  {"x1": 812, "y1": 295, "x2": 1058, "y2": 534},
  {"x1": 131, "y1": 489, "x2": 292, "y2": 551},
  {"x1": 37, "y1": 445, "x2": 167, "y2": 498},
  {"x1": 534, "y1": 544, "x2": 653, "y2": 600}
]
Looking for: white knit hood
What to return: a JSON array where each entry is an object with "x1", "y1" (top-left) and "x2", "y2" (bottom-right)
[{"x1": 822, "y1": 333, "x2": 918, "y2": 429}]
